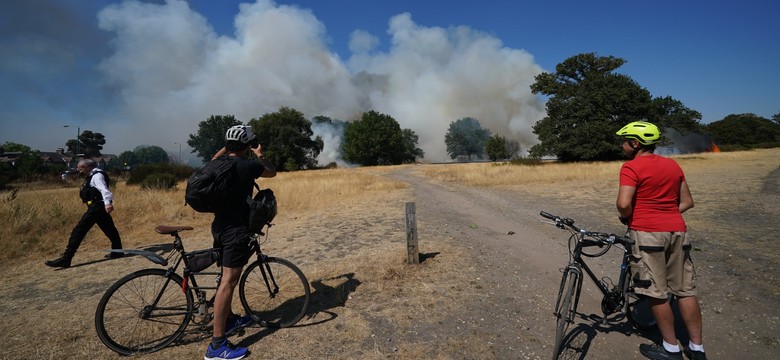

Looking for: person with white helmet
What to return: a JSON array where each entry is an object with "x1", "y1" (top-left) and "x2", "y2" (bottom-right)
[
  {"x1": 615, "y1": 121, "x2": 707, "y2": 360},
  {"x1": 205, "y1": 124, "x2": 276, "y2": 360}
]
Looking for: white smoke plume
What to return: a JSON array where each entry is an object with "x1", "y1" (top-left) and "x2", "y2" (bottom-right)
[{"x1": 95, "y1": 0, "x2": 546, "y2": 163}]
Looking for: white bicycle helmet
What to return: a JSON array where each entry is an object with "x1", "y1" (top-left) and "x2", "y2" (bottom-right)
[{"x1": 225, "y1": 125, "x2": 255, "y2": 144}]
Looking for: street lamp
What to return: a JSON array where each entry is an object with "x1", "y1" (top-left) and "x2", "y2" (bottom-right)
[
  {"x1": 63, "y1": 124, "x2": 80, "y2": 162},
  {"x1": 174, "y1": 142, "x2": 182, "y2": 164}
]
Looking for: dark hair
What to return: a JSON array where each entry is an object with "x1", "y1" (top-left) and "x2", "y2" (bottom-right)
[
  {"x1": 624, "y1": 137, "x2": 657, "y2": 152},
  {"x1": 225, "y1": 140, "x2": 249, "y2": 152}
]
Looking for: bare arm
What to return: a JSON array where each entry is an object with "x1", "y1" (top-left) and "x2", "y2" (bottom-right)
[
  {"x1": 616, "y1": 185, "x2": 635, "y2": 219},
  {"x1": 211, "y1": 146, "x2": 228, "y2": 160},
  {"x1": 678, "y1": 180, "x2": 694, "y2": 213},
  {"x1": 251, "y1": 145, "x2": 276, "y2": 178}
]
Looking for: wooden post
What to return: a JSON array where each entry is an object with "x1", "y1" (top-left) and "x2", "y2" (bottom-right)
[{"x1": 405, "y1": 202, "x2": 419, "y2": 264}]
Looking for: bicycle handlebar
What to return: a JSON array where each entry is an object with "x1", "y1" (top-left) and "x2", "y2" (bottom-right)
[{"x1": 539, "y1": 211, "x2": 634, "y2": 248}]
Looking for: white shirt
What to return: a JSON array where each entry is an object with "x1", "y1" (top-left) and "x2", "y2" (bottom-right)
[{"x1": 89, "y1": 169, "x2": 113, "y2": 204}]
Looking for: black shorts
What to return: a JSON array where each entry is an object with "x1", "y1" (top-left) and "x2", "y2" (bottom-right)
[{"x1": 212, "y1": 225, "x2": 252, "y2": 268}]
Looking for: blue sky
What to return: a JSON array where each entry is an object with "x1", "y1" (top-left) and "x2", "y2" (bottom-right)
[{"x1": 1, "y1": 0, "x2": 777, "y2": 162}]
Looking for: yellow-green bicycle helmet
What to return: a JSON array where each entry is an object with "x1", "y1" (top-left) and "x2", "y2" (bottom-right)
[{"x1": 615, "y1": 121, "x2": 661, "y2": 145}]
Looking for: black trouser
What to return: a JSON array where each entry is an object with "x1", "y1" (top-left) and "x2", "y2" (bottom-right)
[{"x1": 64, "y1": 202, "x2": 122, "y2": 257}]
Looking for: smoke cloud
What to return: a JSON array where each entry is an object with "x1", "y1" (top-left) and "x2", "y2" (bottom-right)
[
  {"x1": 45, "y1": 0, "x2": 548, "y2": 163},
  {"x1": 657, "y1": 128, "x2": 718, "y2": 155}
]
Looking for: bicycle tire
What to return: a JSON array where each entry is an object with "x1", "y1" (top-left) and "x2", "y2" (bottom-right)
[
  {"x1": 238, "y1": 257, "x2": 310, "y2": 328},
  {"x1": 552, "y1": 268, "x2": 578, "y2": 360},
  {"x1": 623, "y1": 271, "x2": 657, "y2": 330},
  {"x1": 95, "y1": 268, "x2": 193, "y2": 355}
]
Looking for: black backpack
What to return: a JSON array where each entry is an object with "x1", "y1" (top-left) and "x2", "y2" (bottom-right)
[
  {"x1": 248, "y1": 188, "x2": 277, "y2": 234},
  {"x1": 184, "y1": 155, "x2": 237, "y2": 213}
]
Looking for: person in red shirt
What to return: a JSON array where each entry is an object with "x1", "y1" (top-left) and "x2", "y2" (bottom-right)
[{"x1": 616, "y1": 121, "x2": 707, "y2": 360}]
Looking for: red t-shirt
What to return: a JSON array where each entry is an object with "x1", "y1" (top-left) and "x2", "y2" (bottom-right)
[{"x1": 619, "y1": 154, "x2": 687, "y2": 232}]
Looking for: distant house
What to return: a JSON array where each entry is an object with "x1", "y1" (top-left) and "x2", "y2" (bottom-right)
[
  {"x1": 0, "y1": 151, "x2": 21, "y2": 166},
  {"x1": 0, "y1": 148, "x2": 115, "y2": 170},
  {"x1": 39, "y1": 149, "x2": 72, "y2": 167}
]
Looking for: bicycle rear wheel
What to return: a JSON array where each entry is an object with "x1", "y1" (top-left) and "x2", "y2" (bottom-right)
[
  {"x1": 620, "y1": 269, "x2": 657, "y2": 330},
  {"x1": 95, "y1": 269, "x2": 193, "y2": 355},
  {"x1": 239, "y1": 257, "x2": 310, "y2": 328},
  {"x1": 552, "y1": 267, "x2": 579, "y2": 360}
]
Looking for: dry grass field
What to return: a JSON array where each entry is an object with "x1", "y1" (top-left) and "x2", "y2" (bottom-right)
[{"x1": 0, "y1": 148, "x2": 777, "y2": 359}]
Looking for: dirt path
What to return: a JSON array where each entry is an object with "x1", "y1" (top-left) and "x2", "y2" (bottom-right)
[{"x1": 382, "y1": 164, "x2": 777, "y2": 360}]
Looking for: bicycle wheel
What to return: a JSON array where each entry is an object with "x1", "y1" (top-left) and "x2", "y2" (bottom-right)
[
  {"x1": 552, "y1": 267, "x2": 579, "y2": 360},
  {"x1": 95, "y1": 269, "x2": 193, "y2": 355},
  {"x1": 239, "y1": 257, "x2": 310, "y2": 328},
  {"x1": 623, "y1": 272, "x2": 657, "y2": 330}
]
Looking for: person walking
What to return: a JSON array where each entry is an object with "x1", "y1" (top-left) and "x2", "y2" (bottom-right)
[
  {"x1": 205, "y1": 125, "x2": 276, "y2": 360},
  {"x1": 615, "y1": 121, "x2": 707, "y2": 360},
  {"x1": 46, "y1": 158, "x2": 123, "y2": 268}
]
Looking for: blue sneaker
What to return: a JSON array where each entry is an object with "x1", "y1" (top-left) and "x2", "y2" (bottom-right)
[
  {"x1": 225, "y1": 314, "x2": 254, "y2": 336},
  {"x1": 204, "y1": 340, "x2": 248, "y2": 360}
]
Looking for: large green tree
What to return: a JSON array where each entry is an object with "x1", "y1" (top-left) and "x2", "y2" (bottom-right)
[
  {"x1": 67, "y1": 130, "x2": 106, "y2": 158},
  {"x1": 132, "y1": 145, "x2": 170, "y2": 164},
  {"x1": 530, "y1": 53, "x2": 652, "y2": 161},
  {"x1": 249, "y1": 107, "x2": 324, "y2": 171},
  {"x1": 704, "y1": 113, "x2": 780, "y2": 149},
  {"x1": 444, "y1": 117, "x2": 492, "y2": 160},
  {"x1": 187, "y1": 115, "x2": 242, "y2": 163},
  {"x1": 342, "y1": 111, "x2": 414, "y2": 166}
]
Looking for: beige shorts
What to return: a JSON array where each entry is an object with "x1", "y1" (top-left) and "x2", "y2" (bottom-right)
[{"x1": 627, "y1": 230, "x2": 697, "y2": 299}]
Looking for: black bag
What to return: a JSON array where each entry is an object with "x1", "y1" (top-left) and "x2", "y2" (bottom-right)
[
  {"x1": 186, "y1": 249, "x2": 220, "y2": 272},
  {"x1": 248, "y1": 188, "x2": 277, "y2": 234},
  {"x1": 184, "y1": 155, "x2": 236, "y2": 213}
]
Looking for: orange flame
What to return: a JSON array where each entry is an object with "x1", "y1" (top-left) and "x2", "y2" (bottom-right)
[{"x1": 709, "y1": 142, "x2": 721, "y2": 153}]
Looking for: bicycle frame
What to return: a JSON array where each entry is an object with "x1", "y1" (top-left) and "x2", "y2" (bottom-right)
[
  {"x1": 554, "y1": 232, "x2": 633, "y2": 325},
  {"x1": 129, "y1": 230, "x2": 284, "y2": 325}
]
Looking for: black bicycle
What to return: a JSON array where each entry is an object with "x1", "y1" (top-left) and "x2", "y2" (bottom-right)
[
  {"x1": 94, "y1": 224, "x2": 310, "y2": 355},
  {"x1": 541, "y1": 211, "x2": 656, "y2": 360}
]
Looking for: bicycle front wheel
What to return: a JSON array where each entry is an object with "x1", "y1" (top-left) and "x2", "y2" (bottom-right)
[
  {"x1": 552, "y1": 267, "x2": 579, "y2": 360},
  {"x1": 239, "y1": 257, "x2": 310, "y2": 328},
  {"x1": 95, "y1": 268, "x2": 193, "y2": 355}
]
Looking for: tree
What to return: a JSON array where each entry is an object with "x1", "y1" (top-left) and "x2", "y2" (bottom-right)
[
  {"x1": 188, "y1": 115, "x2": 242, "y2": 163},
  {"x1": 772, "y1": 111, "x2": 780, "y2": 126},
  {"x1": 485, "y1": 134, "x2": 510, "y2": 161},
  {"x1": 648, "y1": 96, "x2": 703, "y2": 136},
  {"x1": 401, "y1": 129, "x2": 425, "y2": 163},
  {"x1": 444, "y1": 117, "x2": 491, "y2": 160},
  {"x1": 133, "y1": 145, "x2": 170, "y2": 164},
  {"x1": 484, "y1": 135, "x2": 520, "y2": 161},
  {"x1": 506, "y1": 138, "x2": 521, "y2": 159},
  {"x1": 342, "y1": 111, "x2": 410, "y2": 166},
  {"x1": 116, "y1": 150, "x2": 140, "y2": 168},
  {"x1": 249, "y1": 107, "x2": 324, "y2": 171},
  {"x1": 530, "y1": 53, "x2": 653, "y2": 161},
  {"x1": 704, "y1": 113, "x2": 780, "y2": 148},
  {"x1": 0, "y1": 142, "x2": 43, "y2": 181},
  {"x1": 66, "y1": 130, "x2": 105, "y2": 158}
]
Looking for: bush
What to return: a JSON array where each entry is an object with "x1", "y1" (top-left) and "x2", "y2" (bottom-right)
[
  {"x1": 509, "y1": 157, "x2": 545, "y2": 166},
  {"x1": 127, "y1": 163, "x2": 193, "y2": 185},
  {"x1": 140, "y1": 173, "x2": 178, "y2": 190}
]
